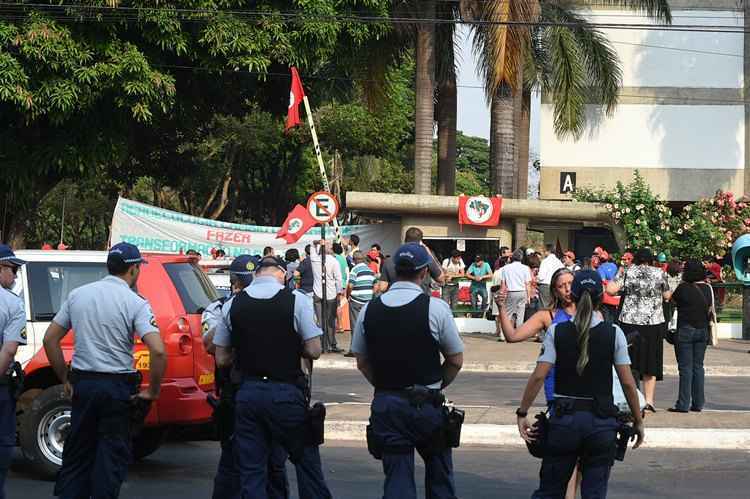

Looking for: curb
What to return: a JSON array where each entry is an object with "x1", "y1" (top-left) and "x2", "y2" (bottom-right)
[
  {"x1": 324, "y1": 421, "x2": 750, "y2": 450},
  {"x1": 314, "y1": 359, "x2": 750, "y2": 377}
]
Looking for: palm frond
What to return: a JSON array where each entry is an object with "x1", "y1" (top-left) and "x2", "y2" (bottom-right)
[
  {"x1": 544, "y1": 4, "x2": 622, "y2": 116},
  {"x1": 544, "y1": 24, "x2": 587, "y2": 139},
  {"x1": 575, "y1": 0, "x2": 672, "y2": 24},
  {"x1": 473, "y1": 0, "x2": 539, "y2": 104}
]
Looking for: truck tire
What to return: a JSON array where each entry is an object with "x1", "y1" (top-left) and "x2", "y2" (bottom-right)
[
  {"x1": 19, "y1": 385, "x2": 70, "y2": 479},
  {"x1": 132, "y1": 427, "x2": 167, "y2": 461}
]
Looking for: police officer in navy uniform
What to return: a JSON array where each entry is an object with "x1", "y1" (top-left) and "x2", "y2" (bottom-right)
[
  {"x1": 351, "y1": 242, "x2": 464, "y2": 499},
  {"x1": 0, "y1": 245, "x2": 27, "y2": 499},
  {"x1": 203, "y1": 255, "x2": 290, "y2": 499},
  {"x1": 213, "y1": 255, "x2": 332, "y2": 499},
  {"x1": 44, "y1": 242, "x2": 167, "y2": 499},
  {"x1": 516, "y1": 270, "x2": 645, "y2": 499}
]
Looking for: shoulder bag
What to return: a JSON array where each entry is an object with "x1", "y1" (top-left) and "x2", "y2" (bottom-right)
[{"x1": 694, "y1": 283, "x2": 718, "y2": 347}]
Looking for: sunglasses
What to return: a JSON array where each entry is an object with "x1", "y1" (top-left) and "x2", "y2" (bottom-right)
[{"x1": 0, "y1": 265, "x2": 18, "y2": 275}]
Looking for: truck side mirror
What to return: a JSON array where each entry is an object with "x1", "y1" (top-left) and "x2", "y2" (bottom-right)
[{"x1": 731, "y1": 234, "x2": 750, "y2": 283}]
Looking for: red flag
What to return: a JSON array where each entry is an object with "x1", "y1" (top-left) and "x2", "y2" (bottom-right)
[
  {"x1": 276, "y1": 204, "x2": 317, "y2": 243},
  {"x1": 285, "y1": 67, "x2": 306, "y2": 132},
  {"x1": 458, "y1": 195, "x2": 502, "y2": 227}
]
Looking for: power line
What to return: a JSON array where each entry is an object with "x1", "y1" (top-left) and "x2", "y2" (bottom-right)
[{"x1": 0, "y1": 3, "x2": 749, "y2": 34}]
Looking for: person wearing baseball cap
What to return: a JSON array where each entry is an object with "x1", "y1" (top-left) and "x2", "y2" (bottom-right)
[
  {"x1": 516, "y1": 270, "x2": 644, "y2": 498},
  {"x1": 0, "y1": 244, "x2": 26, "y2": 497},
  {"x1": 201, "y1": 254, "x2": 293, "y2": 499},
  {"x1": 212, "y1": 250, "x2": 331, "y2": 498},
  {"x1": 351, "y1": 242, "x2": 464, "y2": 497},
  {"x1": 44, "y1": 241, "x2": 166, "y2": 498}
]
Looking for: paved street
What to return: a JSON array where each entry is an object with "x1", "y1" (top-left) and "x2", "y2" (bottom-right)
[
  {"x1": 314, "y1": 369, "x2": 750, "y2": 412},
  {"x1": 8, "y1": 442, "x2": 750, "y2": 498}
]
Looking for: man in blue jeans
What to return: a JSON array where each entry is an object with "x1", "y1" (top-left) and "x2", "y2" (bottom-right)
[{"x1": 467, "y1": 254, "x2": 492, "y2": 315}]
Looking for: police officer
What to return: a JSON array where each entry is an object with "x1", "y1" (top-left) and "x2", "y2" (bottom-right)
[
  {"x1": 0, "y1": 245, "x2": 26, "y2": 499},
  {"x1": 203, "y1": 255, "x2": 290, "y2": 499},
  {"x1": 43, "y1": 242, "x2": 167, "y2": 499},
  {"x1": 213, "y1": 255, "x2": 332, "y2": 499},
  {"x1": 516, "y1": 270, "x2": 645, "y2": 499},
  {"x1": 351, "y1": 242, "x2": 464, "y2": 499}
]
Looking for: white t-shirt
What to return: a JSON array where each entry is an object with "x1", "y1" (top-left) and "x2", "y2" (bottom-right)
[
  {"x1": 537, "y1": 254, "x2": 565, "y2": 285},
  {"x1": 442, "y1": 258, "x2": 465, "y2": 274},
  {"x1": 501, "y1": 261, "x2": 532, "y2": 292}
]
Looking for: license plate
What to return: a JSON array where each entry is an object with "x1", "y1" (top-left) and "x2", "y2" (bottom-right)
[
  {"x1": 199, "y1": 372, "x2": 215, "y2": 385},
  {"x1": 134, "y1": 351, "x2": 150, "y2": 371}
]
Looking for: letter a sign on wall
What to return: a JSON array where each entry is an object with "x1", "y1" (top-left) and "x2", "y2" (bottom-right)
[
  {"x1": 560, "y1": 172, "x2": 576, "y2": 194},
  {"x1": 307, "y1": 191, "x2": 339, "y2": 224}
]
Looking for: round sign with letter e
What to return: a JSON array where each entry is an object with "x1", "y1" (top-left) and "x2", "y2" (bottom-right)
[{"x1": 307, "y1": 191, "x2": 339, "y2": 223}]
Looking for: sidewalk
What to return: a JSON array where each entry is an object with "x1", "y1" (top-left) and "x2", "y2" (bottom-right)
[
  {"x1": 322, "y1": 403, "x2": 750, "y2": 450},
  {"x1": 322, "y1": 333, "x2": 750, "y2": 376}
]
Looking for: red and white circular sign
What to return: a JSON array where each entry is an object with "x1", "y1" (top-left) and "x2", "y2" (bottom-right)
[
  {"x1": 463, "y1": 196, "x2": 494, "y2": 224},
  {"x1": 306, "y1": 191, "x2": 339, "y2": 223}
]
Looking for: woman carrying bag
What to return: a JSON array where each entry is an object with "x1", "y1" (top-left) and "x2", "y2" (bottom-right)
[
  {"x1": 516, "y1": 271, "x2": 645, "y2": 499},
  {"x1": 668, "y1": 259, "x2": 713, "y2": 413}
]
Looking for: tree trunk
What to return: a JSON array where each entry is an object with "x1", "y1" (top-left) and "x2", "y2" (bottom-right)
[
  {"x1": 516, "y1": 91, "x2": 531, "y2": 200},
  {"x1": 413, "y1": 0, "x2": 437, "y2": 195},
  {"x1": 490, "y1": 82, "x2": 516, "y2": 197},
  {"x1": 437, "y1": 72, "x2": 457, "y2": 195}
]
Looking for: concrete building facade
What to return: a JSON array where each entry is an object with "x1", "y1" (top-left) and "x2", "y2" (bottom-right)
[{"x1": 540, "y1": 0, "x2": 746, "y2": 202}]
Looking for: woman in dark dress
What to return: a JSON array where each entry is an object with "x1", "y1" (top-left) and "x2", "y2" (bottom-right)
[{"x1": 606, "y1": 248, "x2": 672, "y2": 412}]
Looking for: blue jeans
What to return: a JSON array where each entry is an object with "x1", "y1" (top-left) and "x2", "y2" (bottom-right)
[
  {"x1": 234, "y1": 380, "x2": 331, "y2": 499},
  {"x1": 674, "y1": 325, "x2": 707, "y2": 411},
  {"x1": 369, "y1": 392, "x2": 457, "y2": 499},
  {"x1": 54, "y1": 378, "x2": 135, "y2": 499},
  {"x1": 212, "y1": 437, "x2": 289, "y2": 499},
  {"x1": 533, "y1": 411, "x2": 618, "y2": 499},
  {"x1": 470, "y1": 286, "x2": 487, "y2": 312}
]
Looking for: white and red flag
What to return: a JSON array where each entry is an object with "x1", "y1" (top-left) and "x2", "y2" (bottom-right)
[
  {"x1": 276, "y1": 204, "x2": 317, "y2": 244},
  {"x1": 285, "y1": 67, "x2": 306, "y2": 132}
]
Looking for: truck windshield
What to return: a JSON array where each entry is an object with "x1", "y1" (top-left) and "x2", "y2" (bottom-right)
[
  {"x1": 164, "y1": 263, "x2": 220, "y2": 314},
  {"x1": 26, "y1": 262, "x2": 108, "y2": 321}
]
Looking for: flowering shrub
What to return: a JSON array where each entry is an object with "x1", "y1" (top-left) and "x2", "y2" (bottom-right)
[{"x1": 574, "y1": 171, "x2": 747, "y2": 259}]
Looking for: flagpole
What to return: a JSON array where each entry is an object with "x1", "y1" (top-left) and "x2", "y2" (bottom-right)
[{"x1": 302, "y1": 95, "x2": 341, "y2": 242}]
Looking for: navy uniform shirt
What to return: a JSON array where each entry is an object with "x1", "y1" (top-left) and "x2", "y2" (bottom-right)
[{"x1": 53, "y1": 275, "x2": 158, "y2": 374}]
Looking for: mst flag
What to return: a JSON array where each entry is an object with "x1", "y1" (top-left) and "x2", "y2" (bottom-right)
[
  {"x1": 285, "y1": 67, "x2": 306, "y2": 132},
  {"x1": 276, "y1": 204, "x2": 317, "y2": 243},
  {"x1": 458, "y1": 195, "x2": 502, "y2": 227}
]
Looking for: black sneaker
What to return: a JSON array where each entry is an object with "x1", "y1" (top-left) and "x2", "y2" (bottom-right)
[
  {"x1": 344, "y1": 352, "x2": 356, "y2": 358},
  {"x1": 667, "y1": 407, "x2": 688, "y2": 413},
  {"x1": 690, "y1": 407, "x2": 703, "y2": 412}
]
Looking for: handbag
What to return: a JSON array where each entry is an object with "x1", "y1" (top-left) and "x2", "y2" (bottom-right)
[{"x1": 695, "y1": 283, "x2": 719, "y2": 347}]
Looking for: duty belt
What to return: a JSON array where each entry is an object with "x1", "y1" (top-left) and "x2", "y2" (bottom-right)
[
  {"x1": 554, "y1": 397, "x2": 596, "y2": 414},
  {"x1": 70, "y1": 369, "x2": 141, "y2": 385},
  {"x1": 244, "y1": 375, "x2": 306, "y2": 390},
  {"x1": 375, "y1": 386, "x2": 445, "y2": 408}
]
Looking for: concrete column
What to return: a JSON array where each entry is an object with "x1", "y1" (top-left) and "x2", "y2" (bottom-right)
[{"x1": 514, "y1": 218, "x2": 528, "y2": 247}]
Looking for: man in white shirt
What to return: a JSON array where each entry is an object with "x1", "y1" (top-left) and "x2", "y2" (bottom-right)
[
  {"x1": 537, "y1": 243, "x2": 565, "y2": 308},
  {"x1": 310, "y1": 240, "x2": 344, "y2": 353},
  {"x1": 500, "y1": 249, "x2": 533, "y2": 328},
  {"x1": 441, "y1": 250, "x2": 465, "y2": 310}
]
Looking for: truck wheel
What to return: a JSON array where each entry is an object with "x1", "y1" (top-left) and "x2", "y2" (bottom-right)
[
  {"x1": 132, "y1": 427, "x2": 167, "y2": 461},
  {"x1": 19, "y1": 385, "x2": 70, "y2": 479}
]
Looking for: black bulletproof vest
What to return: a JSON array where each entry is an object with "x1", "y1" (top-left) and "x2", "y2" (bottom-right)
[
  {"x1": 554, "y1": 320, "x2": 617, "y2": 417},
  {"x1": 363, "y1": 293, "x2": 442, "y2": 389},
  {"x1": 229, "y1": 288, "x2": 303, "y2": 383}
]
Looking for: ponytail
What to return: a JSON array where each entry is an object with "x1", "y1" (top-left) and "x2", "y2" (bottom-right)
[{"x1": 574, "y1": 291, "x2": 594, "y2": 375}]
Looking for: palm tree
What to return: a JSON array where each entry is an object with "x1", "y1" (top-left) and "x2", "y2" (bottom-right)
[
  {"x1": 473, "y1": 0, "x2": 671, "y2": 198},
  {"x1": 414, "y1": 0, "x2": 437, "y2": 195},
  {"x1": 436, "y1": 1, "x2": 460, "y2": 195}
]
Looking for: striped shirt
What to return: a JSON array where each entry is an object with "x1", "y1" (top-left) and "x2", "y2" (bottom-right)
[{"x1": 349, "y1": 263, "x2": 376, "y2": 304}]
